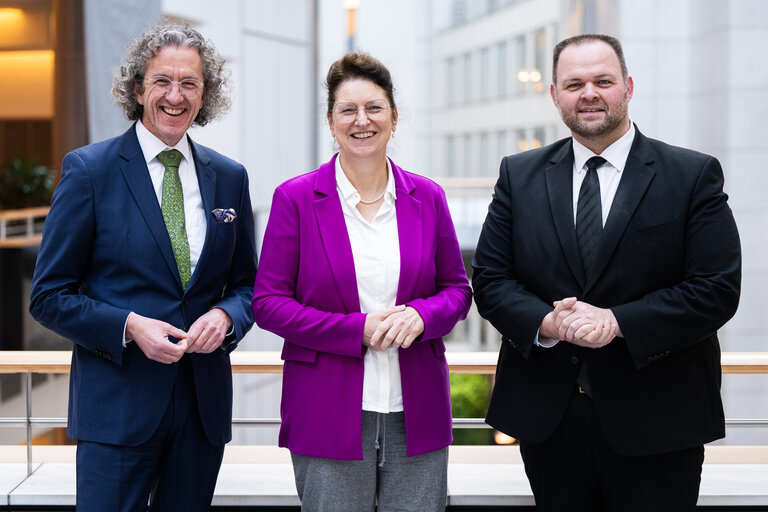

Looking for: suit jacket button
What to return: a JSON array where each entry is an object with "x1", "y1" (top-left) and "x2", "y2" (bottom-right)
[{"x1": 570, "y1": 356, "x2": 579, "y2": 365}]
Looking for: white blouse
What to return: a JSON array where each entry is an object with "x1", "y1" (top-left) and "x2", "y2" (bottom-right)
[{"x1": 335, "y1": 157, "x2": 403, "y2": 413}]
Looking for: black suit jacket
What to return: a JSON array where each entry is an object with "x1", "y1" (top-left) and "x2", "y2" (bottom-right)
[{"x1": 472, "y1": 126, "x2": 741, "y2": 456}]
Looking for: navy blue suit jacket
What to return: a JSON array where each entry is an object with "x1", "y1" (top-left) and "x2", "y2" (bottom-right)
[
  {"x1": 30, "y1": 125, "x2": 257, "y2": 447},
  {"x1": 473, "y1": 126, "x2": 741, "y2": 456}
]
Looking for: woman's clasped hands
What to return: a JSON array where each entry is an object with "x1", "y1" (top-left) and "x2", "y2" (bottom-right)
[{"x1": 363, "y1": 305, "x2": 425, "y2": 351}]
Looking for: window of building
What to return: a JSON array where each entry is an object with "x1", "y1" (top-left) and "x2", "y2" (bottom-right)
[
  {"x1": 467, "y1": 0, "x2": 492, "y2": 20},
  {"x1": 451, "y1": 0, "x2": 467, "y2": 27},
  {"x1": 515, "y1": 128, "x2": 526, "y2": 153},
  {"x1": 496, "y1": 130, "x2": 507, "y2": 166},
  {"x1": 511, "y1": 35, "x2": 525, "y2": 95},
  {"x1": 445, "y1": 135, "x2": 456, "y2": 177},
  {"x1": 497, "y1": 41, "x2": 508, "y2": 99},
  {"x1": 463, "y1": 133, "x2": 472, "y2": 176},
  {"x1": 479, "y1": 47, "x2": 490, "y2": 101},
  {"x1": 533, "y1": 28, "x2": 547, "y2": 93},
  {"x1": 463, "y1": 52, "x2": 472, "y2": 104},
  {"x1": 479, "y1": 132, "x2": 489, "y2": 177},
  {"x1": 446, "y1": 56, "x2": 455, "y2": 106}
]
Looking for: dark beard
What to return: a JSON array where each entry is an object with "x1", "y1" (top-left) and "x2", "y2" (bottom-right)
[{"x1": 560, "y1": 94, "x2": 629, "y2": 140}]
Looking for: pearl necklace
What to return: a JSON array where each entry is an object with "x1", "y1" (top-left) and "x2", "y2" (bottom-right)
[{"x1": 357, "y1": 188, "x2": 386, "y2": 204}]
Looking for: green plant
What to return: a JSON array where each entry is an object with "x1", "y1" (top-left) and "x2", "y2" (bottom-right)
[
  {"x1": 450, "y1": 373, "x2": 494, "y2": 445},
  {"x1": 0, "y1": 157, "x2": 54, "y2": 210}
]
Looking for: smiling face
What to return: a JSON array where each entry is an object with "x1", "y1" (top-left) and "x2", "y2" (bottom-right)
[
  {"x1": 327, "y1": 78, "x2": 397, "y2": 163},
  {"x1": 135, "y1": 45, "x2": 205, "y2": 146},
  {"x1": 551, "y1": 40, "x2": 633, "y2": 152}
]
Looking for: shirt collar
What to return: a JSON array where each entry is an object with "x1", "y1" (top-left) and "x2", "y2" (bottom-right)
[
  {"x1": 135, "y1": 119, "x2": 193, "y2": 166},
  {"x1": 335, "y1": 156, "x2": 397, "y2": 204},
  {"x1": 572, "y1": 121, "x2": 635, "y2": 174}
]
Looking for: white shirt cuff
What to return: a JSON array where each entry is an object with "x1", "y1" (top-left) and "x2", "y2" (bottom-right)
[
  {"x1": 122, "y1": 316, "x2": 132, "y2": 347},
  {"x1": 534, "y1": 330, "x2": 559, "y2": 348}
]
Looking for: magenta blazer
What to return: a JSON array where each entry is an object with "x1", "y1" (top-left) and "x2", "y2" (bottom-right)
[{"x1": 252, "y1": 154, "x2": 472, "y2": 460}]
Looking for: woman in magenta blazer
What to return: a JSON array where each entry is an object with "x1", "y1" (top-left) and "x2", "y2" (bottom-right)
[{"x1": 252, "y1": 53, "x2": 472, "y2": 510}]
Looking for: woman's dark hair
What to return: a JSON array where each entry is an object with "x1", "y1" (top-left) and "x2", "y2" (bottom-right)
[{"x1": 325, "y1": 52, "x2": 396, "y2": 115}]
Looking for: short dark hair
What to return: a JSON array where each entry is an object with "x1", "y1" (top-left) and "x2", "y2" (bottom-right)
[
  {"x1": 112, "y1": 23, "x2": 231, "y2": 126},
  {"x1": 325, "y1": 52, "x2": 397, "y2": 115},
  {"x1": 552, "y1": 34, "x2": 628, "y2": 85}
]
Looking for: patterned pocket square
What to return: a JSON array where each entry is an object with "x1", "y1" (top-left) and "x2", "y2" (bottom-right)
[{"x1": 211, "y1": 208, "x2": 237, "y2": 223}]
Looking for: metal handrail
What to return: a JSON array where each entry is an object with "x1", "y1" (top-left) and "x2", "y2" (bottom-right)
[
  {"x1": 2, "y1": 351, "x2": 768, "y2": 476},
  {"x1": 2, "y1": 350, "x2": 767, "y2": 374}
]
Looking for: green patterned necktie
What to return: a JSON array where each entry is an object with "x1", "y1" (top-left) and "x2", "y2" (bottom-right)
[{"x1": 157, "y1": 149, "x2": 191, "y2": 290}]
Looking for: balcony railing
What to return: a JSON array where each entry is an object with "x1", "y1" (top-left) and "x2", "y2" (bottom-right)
[
  {"x1": 0, "y1": 206, "x2": 49, "y2": 248},
  {"x1": 2, "y1": 350, "x2": 767, "y2": 477}
]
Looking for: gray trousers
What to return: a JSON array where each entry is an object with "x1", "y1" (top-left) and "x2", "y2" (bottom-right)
[{"x1": 291, "y1": 411, "x2": 448, "y2": 511}]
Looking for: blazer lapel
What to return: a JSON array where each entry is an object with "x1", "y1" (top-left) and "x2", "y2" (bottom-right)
[
  {"x1": 545, "y1": 143, "x2": 586, "y2": 287},
  {"x1": 187, "y1": 139, "x2": 216, "y2": 290},
  {"x1": 585, "y1": 129, "x2": 656, "y2": 293},
  {"x1": 392, "y1": 160, "x2": 423, "y2": 305},
  {"x1": 314, "y1": 155, "x2": 361, "y2": 314},
  {"x1": 118, "y1": 126, "x2": 180, "y2": 287}
]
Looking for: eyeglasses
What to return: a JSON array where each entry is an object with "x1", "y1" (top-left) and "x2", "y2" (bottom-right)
[
  {"x1": 142, "y1": 75, "x2": 205, "y2": 98},
  {"x1": 333, "y1": 100, "x2": 390, "y2": 121}
]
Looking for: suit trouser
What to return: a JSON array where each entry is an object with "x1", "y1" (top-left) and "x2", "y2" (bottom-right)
[
  {"x1": 75, "y1": 356, "x2": 225, "y2": 512},
  {"x1": 291, "y1": 411, "x2": 448, "y2": 512},
  {"x1": 520, "y1": 388, "x2": 704, "y2": 512}
]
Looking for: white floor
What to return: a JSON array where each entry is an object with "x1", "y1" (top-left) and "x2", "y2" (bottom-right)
[{"x1": 3, "y1": 460, "x2": 768, "y2": 508}]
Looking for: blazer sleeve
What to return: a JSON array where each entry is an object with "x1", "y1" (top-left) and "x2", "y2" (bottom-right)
[
  {"x1": 611, "y1": 155, "x2": 741, "y2": 369},
  {"x1": 405, "y1": 186, "x2": 472, "y2": 341},
  {"x1": 212, "y1": 166, "x2": 258, "y2": 350},
  {"x1": 29, "y1": 151, "x2": 131, "y2": 365},
  {"x1": 471, "y1": 157, "x2": 554, "y2": 359},
  {"x1": 251, "y1": 186, "x2": 366, "y2": 358}
]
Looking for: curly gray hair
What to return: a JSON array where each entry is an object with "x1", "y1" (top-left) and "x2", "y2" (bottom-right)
[{"x1": 111, "y1": 23, "x2": 231, "y2": 126}]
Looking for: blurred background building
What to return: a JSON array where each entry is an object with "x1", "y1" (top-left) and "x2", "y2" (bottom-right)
[{"x1": 1, "y1": 0, "x2": 766, "y2": 446}]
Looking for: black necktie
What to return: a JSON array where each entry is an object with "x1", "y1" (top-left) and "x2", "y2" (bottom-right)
[{"x1": 576, "y1": 156, "x2": 606, "y2": 281}]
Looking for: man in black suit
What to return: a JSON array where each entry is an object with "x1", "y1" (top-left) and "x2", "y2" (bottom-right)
[{"x1": 472, "y1": 34, "x2": 741, "y2": 511}]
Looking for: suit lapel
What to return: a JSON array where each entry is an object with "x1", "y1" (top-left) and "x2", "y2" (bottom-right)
[
  {"x1": 314, "y1": 155, "x2": 361, "y2": 314},
  {"x1": 585, "y1": 130, "x2": 656, "y2": 292},
  {"x1": 545, "y1": 143, "x2": 587, "y2": 287},
  {"x1": 118, "y1": 126, "x2": 180, "y2": 286},
  {"x1": 392, "y1": 160, "x2": 423, "y2": 305},
  {"x1": 187, "y1": 139, "x2": 216, "y2": 290}
]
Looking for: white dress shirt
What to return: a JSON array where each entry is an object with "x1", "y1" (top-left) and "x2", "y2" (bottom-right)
[
  {"x1": 335, "y1": 157, "x2": 403, "y2": 413},
  {"x1": 570, "y1": 122, "x2": 635, "y2": 228},
  {"x1": 536, "y1": 122, "x2": 636, "y2": 348},
  {"x1": 135, "y1": 120, "x2": 207, "y2": 273}
]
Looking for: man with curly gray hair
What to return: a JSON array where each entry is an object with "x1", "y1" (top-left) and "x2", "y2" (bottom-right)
[{"x1": 30, "y1": 23, "x2": 257, "y2": 512}]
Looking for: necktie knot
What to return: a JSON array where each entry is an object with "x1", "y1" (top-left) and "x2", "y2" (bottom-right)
[
  {"x1": 157, "y1": 149, "x2": 183, "y2": 169},
  {"x1": 585, "y1": 156, "x2": 606, "y2": 173}
]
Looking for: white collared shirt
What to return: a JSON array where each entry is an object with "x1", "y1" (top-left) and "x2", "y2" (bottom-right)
[
  {"x1": 571, "y1": 122, "x2": 636, "y2": 227},
  {"x1": 135, "y1": 120, "x2": 207, "y2": 276},
  {"x1": 536, "y1": 122, "x2": 636, "y2": 348},
  {"x1": 335, "y1": 157, "x2": 403, "y2": 413}
]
